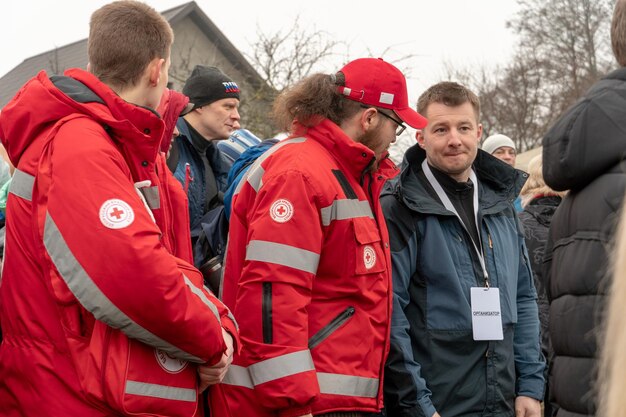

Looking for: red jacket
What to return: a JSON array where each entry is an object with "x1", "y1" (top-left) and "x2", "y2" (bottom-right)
[
  {"x1": 215, "y1": 119, "x2": 397, "y2": 417},
  {"x1": 0, "y1": 69, "x2": 238, "y2": 417}
]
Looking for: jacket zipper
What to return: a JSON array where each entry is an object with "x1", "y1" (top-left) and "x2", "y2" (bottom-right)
[
  {"x1": 262, "y1": 283, "x2": 272, "y2": 344},
  {"x1": 308, "y1": 307, "x2": 356, "y2": 349}
]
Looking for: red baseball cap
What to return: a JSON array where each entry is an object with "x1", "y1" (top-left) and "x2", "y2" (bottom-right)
[{"x1": 336, "y1": 58, "x2": 427, "y2": 129}]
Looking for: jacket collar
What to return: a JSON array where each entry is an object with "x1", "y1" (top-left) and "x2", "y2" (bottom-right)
[
  {"x1": 603, "y1": 66, "x2": 626, "y2": 81},
  {"x1": 394, "y1": 143, "x2": 527, "y2": 215},
  {"x1": 297, "y1": 118, "x2": 399, "y2": 182}
]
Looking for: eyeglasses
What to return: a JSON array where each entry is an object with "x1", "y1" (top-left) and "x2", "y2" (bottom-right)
[{"x1": 361, "y1": 105, "x2": 407, "y2": 136}]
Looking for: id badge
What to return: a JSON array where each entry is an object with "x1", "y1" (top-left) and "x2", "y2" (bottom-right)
[{"x1": 470, "y1": 287, "x2": 504, "y2": 341}]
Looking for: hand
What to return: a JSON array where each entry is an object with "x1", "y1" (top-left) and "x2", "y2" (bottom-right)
[
  {"x1": 433, "y1": 413, "x2": 442, "y2": 417},
  {"x1": 197, "y1": 328, "x2": 234, "y2": 392},
  {"x1": 515, "y1": 396, "x2": 541, "y2": 417}
]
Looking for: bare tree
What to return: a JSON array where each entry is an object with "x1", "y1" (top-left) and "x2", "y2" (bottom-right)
[
  {"x1": 509, "y1": 0, "x2": 613, "y2": 123},
  {"x1": 447, "y1": 0, "x2": 613, "y2": 152},
  {"x1": 248, "y1": 17, "x2": 339, "y2": 94}
]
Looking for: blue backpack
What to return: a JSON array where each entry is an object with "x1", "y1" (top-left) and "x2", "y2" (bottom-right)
[{"x1": 193, "y1": 135, "x2": 277, "y2": 293}]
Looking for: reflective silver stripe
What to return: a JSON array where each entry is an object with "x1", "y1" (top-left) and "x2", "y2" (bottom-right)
[
  {"x1": 9, "y1": 169, "x2": 35, "y2": 201},
  {"x1": 246, "y1": 240, "x2": 319, "y2": 274},
  {"x1": 43, "y1": 211, "x2": 203, "y2": 363},
  {"x1": 320, "y1": 199, "x2": 374, "y2": 226},
  {"x1": 226, "y1": 310, "x2": 239, "y2": 331},
  {"x1": 246, "y1": 165, "x2": 265, "y2": 192},
  {"x1": 249, "y1": 350, "x2": 314, "y2": 386},
  {"x1": 218, "y1": 239, "x2": 229, "y2": 300},
  {"x1": 222, "y1": 366, "x2": 379, "y2": 399},
  {"x1": 139, "y1": 186, "x2": 160, "y2": 209},
  {"x1": 222, "y1": 365, "x2": 253, "y2": 388},
  {"x1": 183, "y1": 276, "x2": 220, "y2": 324},
  {"x1": 234, "y1": 137, "x2": 307, "y2": 196},
  {"x1": 125, "y1": 381, "x2": 196, "y2": 402},
  {"x1": 318, "y1": 373, "x2": 379, "y2": 398}
]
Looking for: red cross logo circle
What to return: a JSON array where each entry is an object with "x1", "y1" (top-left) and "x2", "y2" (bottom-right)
[
  {"x1": 154, "y1": 349, "x2": 188, "y2": 374},
  {"x1": 99, "y1": 199, "x2": 135, "y2": 229},
  {"x1": 363, "y1": 245, "x2": 377, "y2": 270},
  {"x1": 270, "y1": 199, "x2": 294, "y2": 223}
]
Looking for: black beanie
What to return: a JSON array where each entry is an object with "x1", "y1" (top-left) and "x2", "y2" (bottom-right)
[{"x1": 182, "y1": 65, "x2": 241, "y2": 109}]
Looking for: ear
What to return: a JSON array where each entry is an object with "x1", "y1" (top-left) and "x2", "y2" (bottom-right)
[
  {"x1": 148, "y1": 58, "x2": 165, "y2": 87},
  {"x1": 477, "y1": 123, "x2": 483, "y2": 142},
  {"x1": 360, "y1": 107, "x2": 379, "y2": 132},
  {"x1": 416, "y1": 130, "x2": 426, "y2": 148}
]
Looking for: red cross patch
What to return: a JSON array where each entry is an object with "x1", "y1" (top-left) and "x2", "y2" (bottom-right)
[
  {"x1": 270, "y1": 199, "x2": 294, "y2": 223},
  {"x1": 363, "y1": 245, "x2": 377, "y2": 270},
  {"x1": 99, "y1": 199, "x2": 135, "y2": 229},
  {"x1": 155, "y1": 348, "x2": 188, "y2": 374}
]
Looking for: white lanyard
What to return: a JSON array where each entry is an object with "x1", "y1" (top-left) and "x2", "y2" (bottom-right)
[{"x1": 422, "y1": 160, "x2": 490, "y2": 287}]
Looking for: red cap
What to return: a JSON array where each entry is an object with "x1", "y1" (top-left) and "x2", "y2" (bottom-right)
[{"x1": 337, "y1": 58, "x2": 427, "y2": 129}]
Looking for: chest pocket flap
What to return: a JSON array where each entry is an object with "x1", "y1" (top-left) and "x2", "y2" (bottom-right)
[{"x1": 352, "y1": 216, "x2": 386, "y2": 275}]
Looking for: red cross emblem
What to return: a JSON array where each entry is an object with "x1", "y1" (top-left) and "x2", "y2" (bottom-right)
[
  {"x1": 270, "y1": 199, "x2": 294, "y2": 223},
  {"x1": 109, "y1": 207, "x2": 124, "y2": 219},
  {"x1": 363, "y1": 245, "x2": 376, "y2": 270},
  {"x1": 99, "y1": 199, "x2": 135, "y2": 229}
]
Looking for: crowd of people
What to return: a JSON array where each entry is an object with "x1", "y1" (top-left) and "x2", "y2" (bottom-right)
[{"x1": 1, "y1": 0, "x2": 626, "y2": 416}]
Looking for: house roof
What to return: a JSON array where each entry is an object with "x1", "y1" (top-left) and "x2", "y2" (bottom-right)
[{"x1": 0, "y1": 1, "x2": 265, "y2": 108}]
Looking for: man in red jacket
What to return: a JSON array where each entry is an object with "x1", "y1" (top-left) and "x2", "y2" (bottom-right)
[
  {"x1": 213, "y1": 58, "x2": 427, "y2": 417},
  {"x1": 0, "y1": 2, "x2": 237, "y2": 416}
]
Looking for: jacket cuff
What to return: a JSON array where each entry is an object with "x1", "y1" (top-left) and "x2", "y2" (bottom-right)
[
  {"x1": 277, "y1": 405, "x2": 312, "y2": 417},
  {"x1": 221, "y1": 319, "x2": 241, "y2": 354},
  {"x1": 516, "y1": 377, "x2": 545, "y2": 401},
  {"x1": 418, "y1": 395, "x2": 437, "y2": 417}
]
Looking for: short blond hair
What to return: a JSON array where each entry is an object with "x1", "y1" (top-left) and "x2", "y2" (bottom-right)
[
  {"x1": 519, "y1": 155, "x2": 567, "y2": 208},
  {"x1": 88, "y1": 1, "x2": 173, "y2": 89}
]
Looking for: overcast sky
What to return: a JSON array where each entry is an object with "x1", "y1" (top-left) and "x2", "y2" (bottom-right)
[{"x1": 2, "y1": 0, "x2": 520, "y2": 106}]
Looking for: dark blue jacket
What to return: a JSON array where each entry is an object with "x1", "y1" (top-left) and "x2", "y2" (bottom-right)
[
  {"x1": 382, "y1": 145, "x2": 545, "y2": 417},
  {"x1": 170, "y1": 118, "x2": 229, "y2": 229}
]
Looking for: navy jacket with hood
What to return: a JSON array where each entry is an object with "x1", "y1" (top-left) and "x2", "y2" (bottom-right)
[{"x1": 382, "y1": 144, "x2": 545, "y2": 417}]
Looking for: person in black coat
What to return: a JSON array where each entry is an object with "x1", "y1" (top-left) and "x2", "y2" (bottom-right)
[
  {"x1": 518, "y1": 154, "x2": 566, "y2": 417},
  {"x1": 541, "y1": 2, "x2": 626, "y2": 415}
]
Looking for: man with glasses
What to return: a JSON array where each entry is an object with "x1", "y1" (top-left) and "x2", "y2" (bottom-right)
[
  {"x1": 213, "y1": 58, "x2": 427, "y2": 417},
  {"x1": 382, "y1": 81, "x2": 545, "y2": 417}
]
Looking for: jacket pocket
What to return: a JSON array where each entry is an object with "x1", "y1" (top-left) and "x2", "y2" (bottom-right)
[
  {"x1": 352, "y1": 217, "x2": 386, "y2": 275},
  {"x1": 76, "y1": 322, "x2": 199, "y2": 417},
  {"x1": 308, "y1": 306, "x2": 356, "y2": 349}
]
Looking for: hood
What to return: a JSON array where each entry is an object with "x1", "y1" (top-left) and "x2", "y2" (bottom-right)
[
  {"x1": 296, "y1": 119, "x2": 399, "y2": 182},
  {"x1": 390, "y1": 143, "x2": 527, "y2": 215},
  {"x1": 0, "y1": 69, "x2": 165, "y2": 169},
  {"x1": 543, "y1": 67, "x2": 626, "y2": 191},
  {"x1": 157, "y1": 89, "x2": 190, "y2": 153}
]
